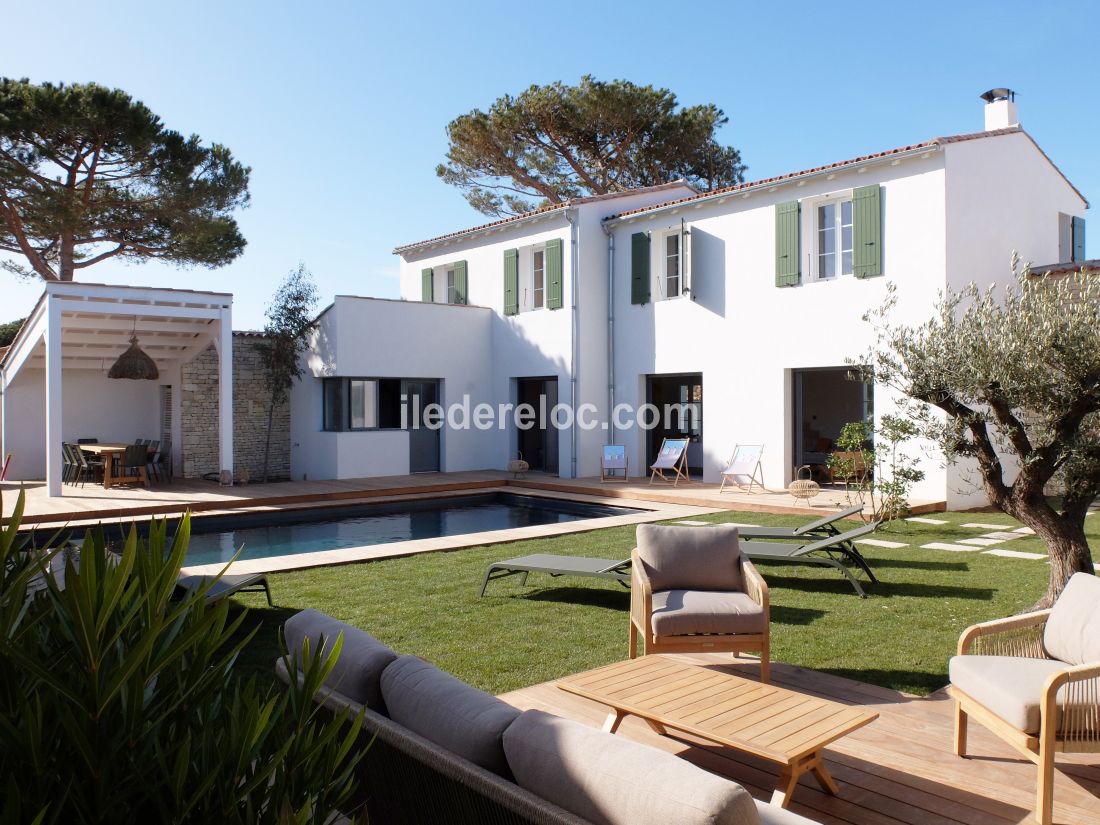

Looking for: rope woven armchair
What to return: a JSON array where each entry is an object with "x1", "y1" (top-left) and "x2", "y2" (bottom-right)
[{"x1": 949, "y1": 572, "x2": 1100, "y2": 825}]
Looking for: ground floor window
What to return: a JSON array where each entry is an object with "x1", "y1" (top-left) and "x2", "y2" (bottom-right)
[
  {"x1": 322, "y1": 377, "x2": 403, "y2": 431},
  {"x1": 792, "y1": 367, "x2": 872, "y2": 482}
]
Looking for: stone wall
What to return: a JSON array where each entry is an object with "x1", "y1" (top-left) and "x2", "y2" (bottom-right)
[{"x1": 180, "y1": 335, "x2": 291, "y2": 481}]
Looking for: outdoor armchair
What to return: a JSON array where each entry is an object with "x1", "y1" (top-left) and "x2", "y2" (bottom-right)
[
  {"x1": 629, "y1": 524, "x2": 769, "y2": 682},
  {"x1": 950, "y1": 572, "x2": 1100, "y2": 825}
]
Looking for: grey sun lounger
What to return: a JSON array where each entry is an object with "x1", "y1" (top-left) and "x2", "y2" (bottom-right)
[
  {"x1": 739, "y1": 522, "x2": 881, "y2": 598},
  {"x1": 175, "y1": 573, "x2": 273, "y2": 606},
  {"x1": 480, "y1": 553, "x2": 631, "y2": 597},
  {"x1": 737, "y1": 504, "x2": 865, "y2": 540}
]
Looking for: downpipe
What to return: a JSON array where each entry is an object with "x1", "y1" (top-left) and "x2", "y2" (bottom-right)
[
  {"x1": 601, "y1": 220, "x2": 615, "y2": 445},
  {"x1": 566, "y1": 209, "x2": 580, "y2": 479}
]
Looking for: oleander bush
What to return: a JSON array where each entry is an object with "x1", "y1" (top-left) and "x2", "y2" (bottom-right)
[{"x1": 0, "y1": 490, "x2": 364, "y2": 825}]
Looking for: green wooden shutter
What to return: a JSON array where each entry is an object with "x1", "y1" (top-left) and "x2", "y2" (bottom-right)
[
  {"x1": 453, "y1": 260, "x2": 468, "y2": 304},
  {"x1": 631, "y1": 232, "x2": 651, "y2": 304},
  {"x1": 503, "y1": 249, "x2": 519, "y2": 316},
  {"x1": 852, "y1": 185, "x2": 883, "y2": 278},
  {"x1": 1072, "y1": 216, "x2": 1086, "y2": 263},
  {"x1": 421, "y1": 268, "x2": 433, "y2": 302},
  {"x1": 546, "y1": 238, "x2": 563, "y2": 309},
  {"x1": 775, "y1": 202, "x2": 800, "y2": 287}
]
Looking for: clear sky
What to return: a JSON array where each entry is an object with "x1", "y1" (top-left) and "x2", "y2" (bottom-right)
[{"x1": 3, "y1": 0, "x2": 1096, "y2": 329}]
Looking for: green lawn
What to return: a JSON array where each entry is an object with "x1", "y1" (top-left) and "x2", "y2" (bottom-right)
[{"x1": 229, "y1": 508, "x2": 1096, "y2": 697}]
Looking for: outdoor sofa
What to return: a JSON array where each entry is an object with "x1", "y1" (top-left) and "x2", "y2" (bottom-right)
[{"x1": 277, "y1": 609, "x2": 821, "y2": 825}]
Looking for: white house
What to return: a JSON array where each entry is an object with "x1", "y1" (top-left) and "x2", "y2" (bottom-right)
[{"x1": 292, "y1": 91, "x2": 1087, "y2": 508}]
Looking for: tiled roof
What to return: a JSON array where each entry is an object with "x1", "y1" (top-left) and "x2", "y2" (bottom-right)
[
  {"x1": 605, "y1": 128, "x2": 1039, "y2": 221},
  {"x1": 1030, "y1": 259, "x2": 1100, "y2": 276},
  {"x1": 392, "y1": 181, "x2": 695, "y2": 254}
]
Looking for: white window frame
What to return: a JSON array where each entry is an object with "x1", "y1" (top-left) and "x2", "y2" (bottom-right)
[
  {"x1": 445, "y1": 266, "x2": 457, "y2": 304},
  {"x1": 804, "y1": 190, "x2": 855, "y2": 282},
  {"x1": 531, "y1": 246, "x2": 545, "y2": 310},
  {"x1": 655, "y1": 227, "x2": 685, "y2": 301}
]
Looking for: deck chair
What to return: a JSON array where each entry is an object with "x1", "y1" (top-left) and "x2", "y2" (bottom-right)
[
  {"x1": 737, "y1": 504, "x2": 865, "y2": 540},
  {"x1": 649, "y1": 438, "x2": 690, "y2": 486},
  {"x1": 719, "y1": 444, "x2": 765, "y2": 493},
  {"x1": 480, "y1": 553, "x2": 631, "y2": 596},
  {"x1": 739, "y1": 522, "x2": 881, "y2": 597},
  {"x1": 600, "y1": 445, "x2": 629, "y2": 482},
  {"x1": 175, "y1": 573, "x2": 273, "y2": 606}
]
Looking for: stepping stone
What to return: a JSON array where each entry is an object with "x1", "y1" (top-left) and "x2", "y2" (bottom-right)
[
  {"x1": 961, "y1": 522, "x2": 1013, "y2": 530},
  {"x1": 959, "y1": 537, "x2": 1004, "y2": 546},
  {"x1": 921, "y1": 542, "x2": 983, "y2": 552},
  {"x1": 856, "y1": 538, "x2": 908, "y2": 549},
  {"x1": 1012, "y1": 526, "x2": 1035, "y2": 535},
  {"x1": 674, "y1": 520, "x2": 712, "y2": 526},
  {"x1": 906, "y1": 517, "x2": 949, "y2": 525},
  {"x1": 983, "y1": 549, "x2": 1047, "y2": 560},
  {"x1": 982, "y1": 531, "x2": 1023, "y2": 541}
]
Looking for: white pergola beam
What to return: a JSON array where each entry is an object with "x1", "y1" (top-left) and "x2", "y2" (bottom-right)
[
  {"x1": 59, "y1": 317, "x2": 215, "y2": 334},
  {"x1": 0, "y1": 312, "x2": 46, "y2": 389},
  {"x1": 217, "y1": 308, "x2": 233, "y2": 480},
  {"x1": 45, "y1": 300, "x2": 63, "y2": 497},
  {"x1": 53, "y1": 298, "x2": 223, "y2": 321}
]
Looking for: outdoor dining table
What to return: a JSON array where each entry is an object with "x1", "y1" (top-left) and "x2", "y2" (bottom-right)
[{"x1": 79, "y1": 443, "x2": 149, "y2": 489}]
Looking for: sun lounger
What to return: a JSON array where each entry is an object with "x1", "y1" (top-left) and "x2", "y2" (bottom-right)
[
  {"x1": 175, "y1": 573, "x2": 273, "y2": 606},
  {"x1": 648, "y1": 437, "x2": 690, "y2": 486},
  {"x1": 737, "y1": 504, "x2": 865, "y2": 540},
  {"x1": 739, "y1": 522, "x2": 881, "y2": 597},
  {"x1": 479, "y1": 553, "x2": 631, "y2": 597}
]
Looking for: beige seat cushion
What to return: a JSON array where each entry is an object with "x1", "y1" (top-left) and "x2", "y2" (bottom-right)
[
  {"x1": 380, "y1": 655, "x2": 520, "y2": 777},
  {"x1": 503, "y1": 709, "x2": 761, "y2": 825},
  {"x1": 1043, "y1": 572, "x2": 1100, "y2": 665},
  {"x1": 651, "y1": 590, "x2": 766, "y2": 637},
  {"x1": 949, "y1": 655, "x2": 1076, "y2": 734},
  {"x1": 284, "y1": 608, "x2": 397, "y2": 713},
  {"x1": 636, "y1": 524, "x2": 743, "y2": 592}
]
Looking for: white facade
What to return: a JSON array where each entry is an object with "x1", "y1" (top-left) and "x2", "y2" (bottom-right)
[{"x1": 291, "y1": 111, "x2": 1087, "y2": 509}]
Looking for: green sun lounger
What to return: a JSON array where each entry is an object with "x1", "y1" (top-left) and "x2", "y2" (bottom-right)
[
  {"x1": 175, "y1": 573, "x2": 273, "y2": 606},
  {"x1": 739, "y1": 522, "x2": 881, "y2": 598},
  {"x1": 737, "y1": 504, "x2": 865, "y2": 540},
  {"x1": 480, "y1": 553, "x2": 631, "y2": 597}
]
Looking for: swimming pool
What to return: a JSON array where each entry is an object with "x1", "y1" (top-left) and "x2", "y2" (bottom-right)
[{"x1": 175, "y1": 493, "x2": 642, "y2": 566}]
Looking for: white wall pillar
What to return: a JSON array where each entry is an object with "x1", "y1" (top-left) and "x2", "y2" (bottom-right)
[
  {"x1": 46, "y1": 298, "x2": 63, "y2": 497},
  {"x1": 217, "y1": 308, "x2": 233, "y2": 481}
]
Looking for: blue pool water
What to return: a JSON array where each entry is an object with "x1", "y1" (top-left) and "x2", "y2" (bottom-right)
[{"x1": 176, "y1": 493, "x2": 641, "y2": 566}]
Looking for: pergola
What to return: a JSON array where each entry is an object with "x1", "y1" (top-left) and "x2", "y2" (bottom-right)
[{"x1": 0, "y1": 282, "x2": 233, "y2": 496}]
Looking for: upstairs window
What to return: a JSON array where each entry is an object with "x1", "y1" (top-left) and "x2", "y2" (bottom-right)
[
  {"x1": 532, "y1": 248, "x2": 545, "y2": 309},
  {"x1": 664, "y1": 233, "x2": 681, "y2": 298},
  {"x1": 816, "y1": 198, "x2": 853, "y2": 279},
  {"x1": 446, "y1": 267, "x2": 457, "y2": 304}
]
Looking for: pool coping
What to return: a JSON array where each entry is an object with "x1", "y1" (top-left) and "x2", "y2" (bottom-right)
[{"x1": 177, "y1": 487, "x2": 723, "y2": 576}]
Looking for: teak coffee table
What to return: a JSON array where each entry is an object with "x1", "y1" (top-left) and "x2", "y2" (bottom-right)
[{"x1": 557, "y1": 655, "x2": 878, "y2": 808}]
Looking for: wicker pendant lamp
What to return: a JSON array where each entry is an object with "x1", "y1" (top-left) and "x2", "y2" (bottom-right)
[{"x1": 108, "y1": 333, "x2": 159, "y2": 380}]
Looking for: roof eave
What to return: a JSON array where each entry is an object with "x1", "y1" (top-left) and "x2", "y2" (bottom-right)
[{"x1": 392, "y1": 207, "x2": 571, "y2": 257}]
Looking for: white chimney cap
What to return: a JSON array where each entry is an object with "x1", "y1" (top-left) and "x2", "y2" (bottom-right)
[{"x1": 981, "y1": 88, "x2": 1019, "y2": 131}]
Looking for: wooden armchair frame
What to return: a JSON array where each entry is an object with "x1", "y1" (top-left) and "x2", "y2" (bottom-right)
[
  {"x1": 951, "y1": 609, "x2": 1100, "y2": 825},
  {"x1": 628, "y1": 547, "x2": 770, "y2": 682}
]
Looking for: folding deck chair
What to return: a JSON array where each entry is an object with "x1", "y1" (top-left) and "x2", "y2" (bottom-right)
[
  {"x1": 737, "y1": 504, "x2": 865, "y2": 540},
  {"x1": 719, "y1": 444, "x2": 766, "y2": 493},
  {"x1": 479, "y1": 553, "x2": 631, "y2": 597},
  {"x1": 739, "y1": 522, "x2": 881, "y2": 597},
  {"x1": 648, "y1": 438, "x2": 691, "y2": 486},
  {"x1": 600, "y1": 445, "x2": 629, "y2": 482}
]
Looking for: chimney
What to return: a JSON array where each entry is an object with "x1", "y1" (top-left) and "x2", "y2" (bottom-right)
[{"x1": 980, "y1": 88, "x2": 1019, "y2": 131}]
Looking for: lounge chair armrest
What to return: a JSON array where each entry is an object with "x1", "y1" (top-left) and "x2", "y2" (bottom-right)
[
  {"x1": 629, "y1": 548, "x2": 652, "y2": 637},
  {"x1": 957, "y1": 609, "x2": 1052, "y2": 656},
  {"x1": 741, "y1": 558, "x2": 769, "y2": 613},
  {"x1": 1041, "y1": 661, "x2": 1100, "y2": 744}
]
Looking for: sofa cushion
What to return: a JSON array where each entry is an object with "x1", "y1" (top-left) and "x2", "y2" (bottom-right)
[
  {"x1": 503, "y1": 709, "x2": 761, "y2": 825},
  {"x1": 381, "y1": 654, "x2": 520, "y2": 777},
  {"x1": 284, "y1": 609, "x2": 397, "y2": 713},
  {"x1": 1043, "y1": 572, "x2": 1100, "y2": 665},
  {"x1": 650, "y1": 590, "x2": 766, "y2": 637},
  {"x1": 949, "y1": 655, "x2": 1074, "y2": 734},
  {"x1": 636, "y1": 524, "x2": 743, "y2": 592}
]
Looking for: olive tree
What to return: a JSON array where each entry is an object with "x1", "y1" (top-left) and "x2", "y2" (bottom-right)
[{"x1": 863, "y1": 263, "x2": 1099, "y2": 607}]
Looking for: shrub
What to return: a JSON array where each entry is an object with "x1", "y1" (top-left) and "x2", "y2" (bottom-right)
[{"x1": 0, "y1": 490, "x2": 364, "y2": 824}]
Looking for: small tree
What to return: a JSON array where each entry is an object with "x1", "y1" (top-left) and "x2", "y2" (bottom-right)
[
  {"x1": 257, "y1": 264, "x2": 318, "y2": 483},
  {"x1": 827, "y1": 416, "x2": 925, "y2": 523},
  {"x1": 437, "y1": 76, "x2": 746, "y2": 216},
  {"x1": 0, "y1": 490, "x2": 365, "y2": 823},
  {"x1": 0, "y1": 78, "x2": 250, "y2": 281},
  {"x1": 864, "y1": 266, "x2": 1100, "y2": 607}
]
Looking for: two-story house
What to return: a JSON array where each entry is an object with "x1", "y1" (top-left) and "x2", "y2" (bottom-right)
[{"x1": 290, "y1": 91, "x2": 1088, "y2": 508}]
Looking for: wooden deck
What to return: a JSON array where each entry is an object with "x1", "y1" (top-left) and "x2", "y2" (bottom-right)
[
  {"x1": 500, "y1": 653, "x2": 1100, "y2": 825},
  {"x1": 3, "y1": 470, "x2": 945, "y2": 527}
]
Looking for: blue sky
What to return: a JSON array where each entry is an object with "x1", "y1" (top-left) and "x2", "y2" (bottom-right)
[{"x1": 3, "y1": 0, "x2": 1096, "y2": 328}]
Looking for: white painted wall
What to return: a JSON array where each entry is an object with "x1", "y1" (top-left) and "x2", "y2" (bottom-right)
[{"x1": 3, "y1": 367, "x2": 160, "y2": 480}]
